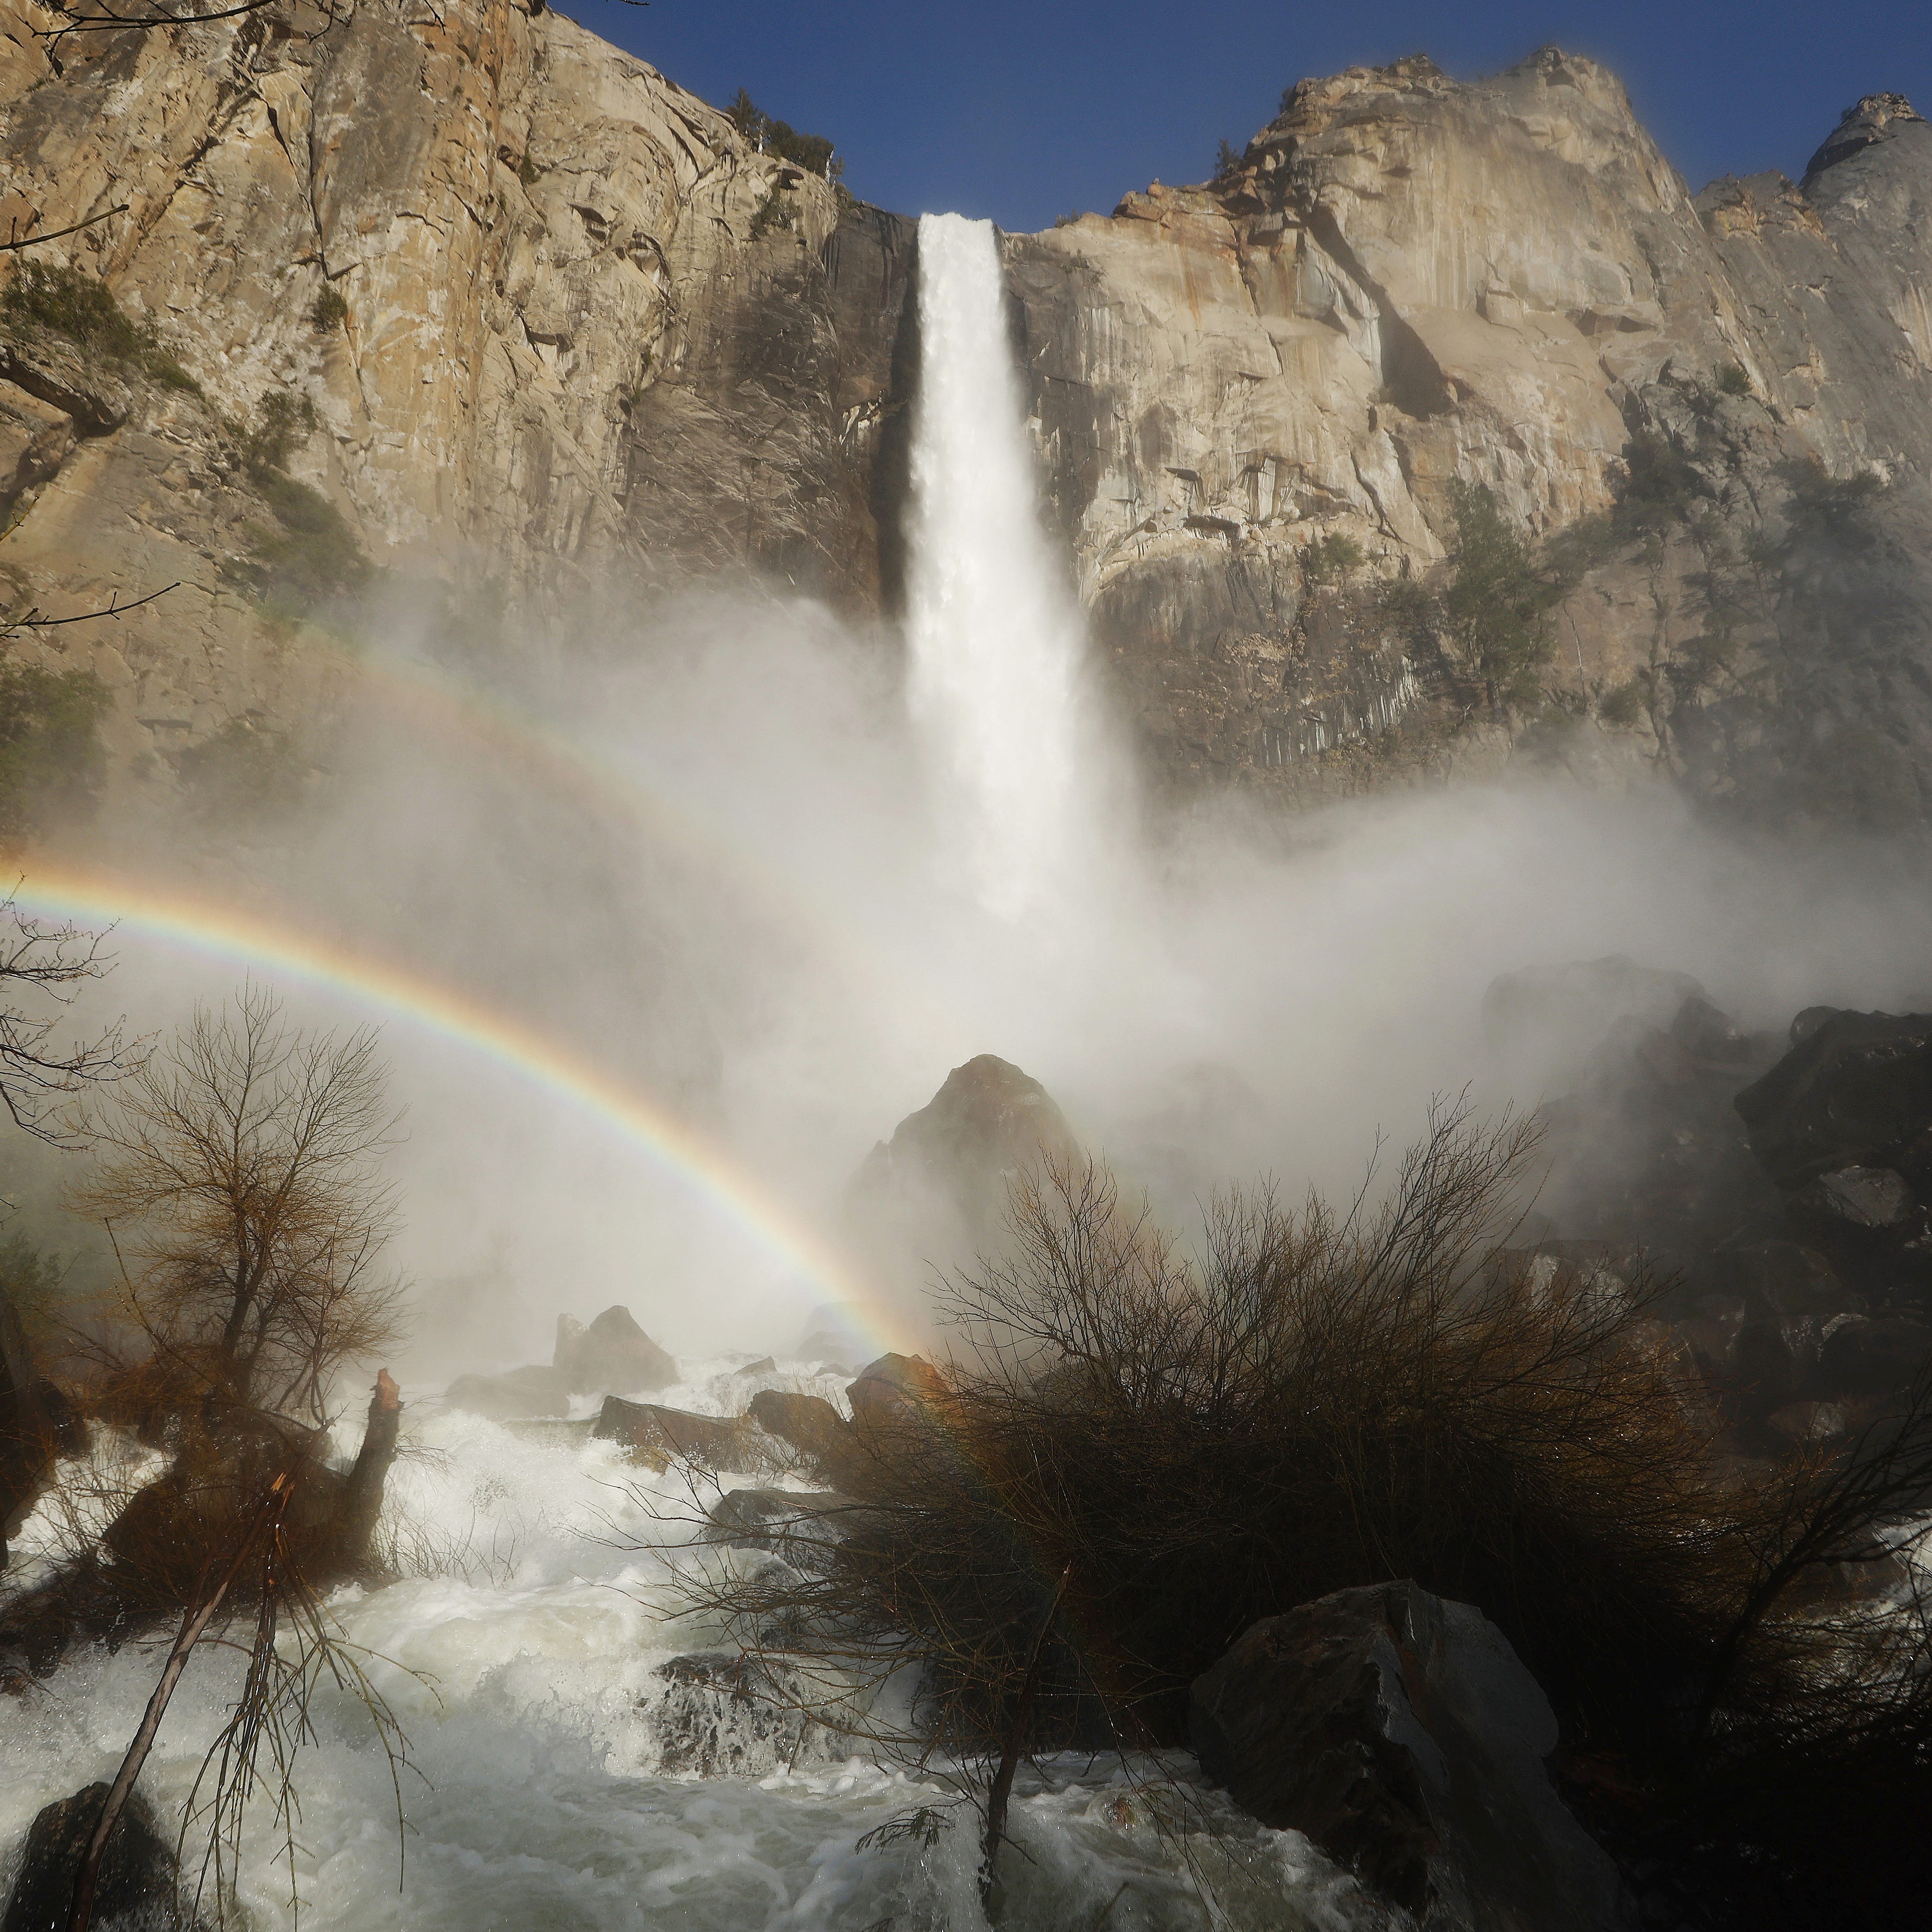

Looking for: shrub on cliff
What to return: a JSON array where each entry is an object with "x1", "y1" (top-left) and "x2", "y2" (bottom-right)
[
  {"x1": 0, "y1": 260, "x2": 198, "y2": 392},
  {"x1": 1442, "y1": 480, "x2": 1563, "y2": 706},
  {"x1": 0, "y1": 660, "x2": 111, "y2": 841}
]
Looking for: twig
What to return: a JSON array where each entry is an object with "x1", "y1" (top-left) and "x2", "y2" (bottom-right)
[
  {"x1": 982, "y1": 1558, "x2": 1073, "y2": 1901},
  {"x1": 3, "y1": 582, "x2": 179, "y2": 633},
  {"x1": 0, "y1": 204, "x2": 128, "y2": 254},
  {"x1": 68, "y1": 1473, "x2": 294, "y2": 1932}
]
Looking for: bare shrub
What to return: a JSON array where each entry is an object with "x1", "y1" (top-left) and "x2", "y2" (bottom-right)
[
  {"x1": 67, "y1": 984, "x2": 407, "y2": 1423},
  {"x1": 688, "y1": 1100, "x2": 1932, "y2": 1926}
]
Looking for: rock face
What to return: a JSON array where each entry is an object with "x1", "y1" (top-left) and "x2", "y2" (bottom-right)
[
  {"x1": 848, "y1": 1054, "x2": 1080, "y2": 1273},
  {"x1": 1190, "y1": 1582, "x2": 1631, "y2": 1932},
  {"x1": 1004, "y1": 58, "x2": 1932, "y2": 814},
  {"x1": 0, "y1": 0, "x2": 911, "y2": 801},
  {"x1": 4, "y1": 14, "x2": 1932, "y2": 819}
]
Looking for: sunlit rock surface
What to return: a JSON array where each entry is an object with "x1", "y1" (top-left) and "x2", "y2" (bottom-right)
[
  {"x1": 1005, "y1": 56, "x2": 1932, "y2": 811},
  {"x1": 4, "y1": 10, "x2": 1932, "y2": 818}
]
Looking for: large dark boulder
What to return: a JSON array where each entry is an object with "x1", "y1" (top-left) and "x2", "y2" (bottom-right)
[
  {"x1": 1190, "y1": 1582, "x2": 1631, "y2": 1932},
  {"x1": 707, "y1": 1486, "x2": 858, "y2": 1572},
  {"x1": 445, "y1": 1364, "x2": 573, "y2": 1420},
  {"x1": 1735, "y1": 1011, "x2": 1932, "y2": 1188},
  {"x1": 1816, "y1": 1313, "x2": 1932, "y2": 1396},
  {"x1": 592, "y1": 1398, "x2": 779, "y2": 1472},
  {"x1": 553, "y1": 1306, "x2": 677, "y2": 1396},
  {"x1": 1, "y1": 1782, "x2": 186, "y2": 1932},
  {"x1": 845, "y1": 1353, "x2": 946, "y2": 1433},
  {"x1": 746, "y1": 1389, "x2": 858, "y2": 1484}
]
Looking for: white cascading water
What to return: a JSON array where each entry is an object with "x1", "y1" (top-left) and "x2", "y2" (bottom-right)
[{"x1": 903, "y1": 214, "x2": 1095, "y2": 924}]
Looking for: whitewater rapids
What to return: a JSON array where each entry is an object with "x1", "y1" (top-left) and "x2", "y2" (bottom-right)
[{"x1": 0, "y1": 1358, "x2": 1381, "y2": 1931}]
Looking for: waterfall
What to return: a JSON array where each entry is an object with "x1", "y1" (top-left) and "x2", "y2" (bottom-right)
[{"x1": 903, "y1": 213, "x2": 1093, "y2": 923}]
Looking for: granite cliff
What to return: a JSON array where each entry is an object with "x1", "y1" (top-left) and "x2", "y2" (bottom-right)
[{"x1": 1, "y1": 6, "x2": 1930, "y2": 827}]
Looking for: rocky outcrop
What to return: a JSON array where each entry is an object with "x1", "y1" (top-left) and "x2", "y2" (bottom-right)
[
  {"x1": 553, "y1": 1304, "x2": 677, "y2": 1395},
  {"x1": 848, "y1": 1054, "x2": 1080, "y2": 1274},
  {"x1": 1191, "y1": 1582, "x2": 1632, "y2": 1932},
  {"x1": 5, "y1": 10, "x2": 1932, "y2": 821},
  {"x1": 0, "y1": 0, "x2": 912, "y2": 802},
  {"x1": 1005, "y1": 57, "x2": 1932, "y2": 814}
]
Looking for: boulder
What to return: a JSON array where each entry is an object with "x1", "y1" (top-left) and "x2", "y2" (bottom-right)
[
  {"x1": 1, "y1": 1782, "x2": 187, "y2": 1932},
  {"x1": 1721, "y1": 1241, "x2": 1855, "y2": 1320},
  {"x1": 1482, "y1": 956, "x2": 1708, "y2": 1088},
  {"x1": 1735, "y1": 1011, "x2": 1932, "y2": 1187},
  {"x1": 847, "y1": 1055, "x2": 1081, "y2": 1270},
  {"x1": 553, "y1": 1307, "x2": 677, "y2": 1396},
  {"x1": 592, "y1": 1397, "x2": 779, "y2": 1472},
  {"x1": 846, "y1": 1353, "x2": 947, "y2": 1433},
  {"x1": 793, "y1": 1302, "x2": 872, "y2": 1368},
  {"x1": 1797, "y1": 1165, "x2": 1916, "y2": 1230},
  {"x1": 445, "y1": 1364, "x2": 573, "y2": 1420},
  {"x1": 645, "y1": 1651, "x2": 833, "y2": 1777},
  {"x1": 1190, "y1": 1582, "x2": 1632, "y2": 1932},
  {"x1": 746, "y1": 1389, "x2": 859, "y2": 1482},
  {"x1": 707, "y1": 1487, "x2": 858, "y2": 1572},
  {"x1": 1816, "y1": 1314, "x2": 1932, "y2": 1396}
]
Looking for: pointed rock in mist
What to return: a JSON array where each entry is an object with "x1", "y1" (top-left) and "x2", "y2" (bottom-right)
[
  {"x1": 847, "y1": 1055, "x2": 1081, "y2": 1279},
  {"x1": 555, "y1": 1306, "x2": 678, "y2": 1396}
]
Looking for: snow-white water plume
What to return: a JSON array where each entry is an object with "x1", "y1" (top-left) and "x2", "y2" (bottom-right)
[{"x1": 904, "y1": 213, "x2": 1105, "y2": 923}]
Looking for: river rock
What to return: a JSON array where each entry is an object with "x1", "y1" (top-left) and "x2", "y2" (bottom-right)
[
  {"x1": 846, "y1": 1353, "x2": 947, "y2": 1434},
  {"x1": 445, "y1": 1364, "x2": 573, "y2": 1420},
  {"x1": 1797, "y1": 1166, "x2": 1917, "y2": 1230},
  {"x1": 592, "y1": 1397, "x2": 780, "y2": 1472},
  {"x1": 746, "y1": 1389, "x2": 858, "y2": 1482},
  {"x1": 707, "y1": 1487, "x2": 857, "y2": 1572},
  {"x1": 553, "y1": 1307, "x2": 677, "y2": 1396},
  {"x1": 0, "y1": 1782, "x2": 186, "y2": 1932},
  {"x1": 848, "y1": 1055, "x2": 1081, "y2": 1270},
  {"x1": 645, "y1": 1651, "x2": 834, "y2": 1778},
  {"x1": 1816, "y1": 1314, "x2": 1932, "y2": 1397},
  {"x1": 1190, "y1": 1581, "x2": 1632, "y2": 1932},
  {"x1": 1735, "y1": 1012, "x2": 1932, "y2": 1188}
]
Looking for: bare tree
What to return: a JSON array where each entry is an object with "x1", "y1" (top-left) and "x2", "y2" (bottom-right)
[
  {"x1": 0, "y1": 891, "x2": 131, "y2": 1145},
  {"x1": 69, "y1": 985, "x2": 407, "y2": 1421}
]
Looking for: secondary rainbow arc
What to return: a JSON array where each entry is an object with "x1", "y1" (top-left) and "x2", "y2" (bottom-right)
[{"x1": 12, "y1": 859, "x2": 905, "y2": 1355}]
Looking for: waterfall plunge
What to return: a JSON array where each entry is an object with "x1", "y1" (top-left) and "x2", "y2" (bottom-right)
[{"x1": 904, "y1": 214, "x2": 1097, "y2": 924}]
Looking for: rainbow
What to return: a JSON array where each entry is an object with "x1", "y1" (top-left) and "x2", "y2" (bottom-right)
[{"x1": 11, "y1": 857, "x2": 904, "y2": 1353}]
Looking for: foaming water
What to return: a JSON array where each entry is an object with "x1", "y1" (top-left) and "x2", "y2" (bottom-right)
[
  {"x1": 0, "y1": 1359, "x2": 1378, "y2": 1930},
  {"x1": 904, "y1": 213, "x2": 1102, "y2": 924}
]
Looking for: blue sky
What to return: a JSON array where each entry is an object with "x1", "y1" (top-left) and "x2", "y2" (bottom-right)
[{"x1": 562, "y1": 0, "x2": 1932, "y2": 232}]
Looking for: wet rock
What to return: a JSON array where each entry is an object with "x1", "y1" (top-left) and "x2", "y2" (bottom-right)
[
  {"x1": 1732, "y1": 1316, "x2": 1821, "y2": 1408},
  {"x1": 1190, "y1": 1582, "x2": 1632, "y2": 1932},
  {"x1": 1735, "y1": 1011, "x2": 1932, "y2": 1187},
  {"x1": 445, "y1": 1364, "x2": 573, "y2": 1420},
  {"x1": 592, "y1": 1398, "x2": 779, "y2": 1472},
  {"x1": 1816, "y1": 1314, "x2": 1932, "y2": 1396},
  {"x1": 0, "y1": 1781, "x2": 187, "y2": 1932},
  {"x1": 846, "y1": 1353, "x2": 946, "y2": 1433},
  {"x1": 1798, "y1": 1165, "x2": 1916, "y2": 1230},
  {"x1": 848, "y1": 1055, "x2": 1080, "y2": 1272},
  {"x1": 708, "y1": 1487, "x2": 858, "y2": 1571},
  {"x1": 1767, "y1": 1400, "x2": 1849, "y2": 1444},
  {"x1": 553, "y1": 1307, "x2": 677, "y2": 1396},
  {"x1": 746, "y1": 1390, "x2": 858, "y2": 1482},
  {"x1": 1719, "y1": 1241, "x2": 1853, "y2": 1320},
  {"x1": 645, "y1": 1651, "x2": 834, "y2": 1777}
]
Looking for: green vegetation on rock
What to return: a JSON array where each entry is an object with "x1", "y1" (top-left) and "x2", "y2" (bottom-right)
[
  {"x1": 1442, "y1": 479, "x2": 1563, "y2": 706},
  {"x1": 0, "y1": 658, "x2": 111, "y2": 840},
  {"x1": 0, "y1": 259, "x2": 199, "y2": 393},
  {"x1": 726, "y1": 88, "x2": 842, "y2": 180}
]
